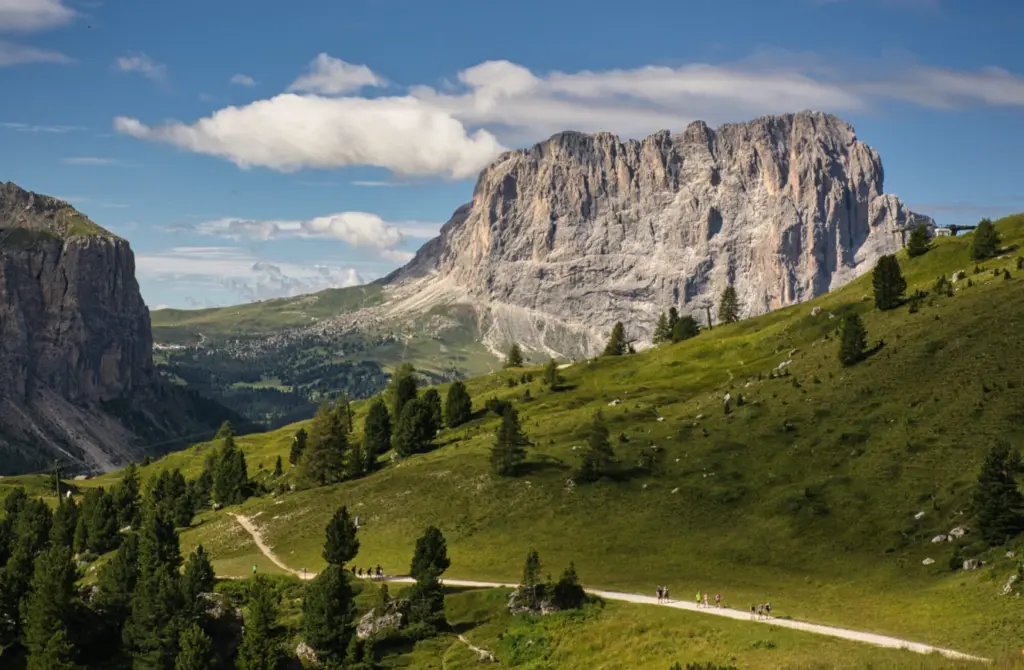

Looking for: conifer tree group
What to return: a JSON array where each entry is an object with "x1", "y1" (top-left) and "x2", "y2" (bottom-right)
[
  {"x1": 444, "y1": 381, "x2": 473, "y2": 428},
  {"x1": 653, "y1": 306, "x2": 701, "y2": 344}
]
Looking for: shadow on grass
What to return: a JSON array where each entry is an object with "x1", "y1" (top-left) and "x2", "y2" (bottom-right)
[{"x1": 518, "y1": 456, "x2": 571, "y2": 476}]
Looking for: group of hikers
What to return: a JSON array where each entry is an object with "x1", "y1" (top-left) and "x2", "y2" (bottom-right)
[
  {"x1": 353, "y1": 564, "x2": 386, "y2": 581},
  {"x1": 654, "y1": 586, "x2": 772, "y2": 619}
]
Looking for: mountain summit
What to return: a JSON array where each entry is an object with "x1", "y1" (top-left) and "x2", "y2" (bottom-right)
[{"x1": 384, "y1": 111, "x2": 933, "y2": 358}]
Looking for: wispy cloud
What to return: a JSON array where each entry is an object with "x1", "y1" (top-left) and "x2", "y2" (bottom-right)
[
  {"x1": 0, "y1": 40, "x2": 71, "y2": 67},
  {"x1": 115, "y1": 52, "x2": 166, "y2": 82},
  {"x1": 3, "y1": 121, "x2": 83, "y2": 133},
  {"x1": 60, "y1": 156, "x2": 124, "y2": 166},
  {"x1": 351, "y1": 180, "x2": 416, "y2": 188},
  {"x1": 229, "y1": 73, "x2": 256, "y2": 87},
  {"x1": 0, "y1": 0, "x2": 76, "y2": 32}
]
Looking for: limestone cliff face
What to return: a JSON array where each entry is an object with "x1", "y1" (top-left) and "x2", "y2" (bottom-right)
[
  {"x1": 386, "y1": 111, "x2": 933, "y2": 358},
  {"x1": 0, "y1": 182, "x2": 237, "y2": 474}
]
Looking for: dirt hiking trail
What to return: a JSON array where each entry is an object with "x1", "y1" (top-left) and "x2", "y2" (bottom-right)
[{"x1": 230, "y1": 513, "x2": 989, "y2": 664}]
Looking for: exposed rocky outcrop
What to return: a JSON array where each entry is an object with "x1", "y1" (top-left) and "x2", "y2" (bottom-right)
[
  {"x1": 0, "y1": 182, "x2": 241, "y2": 474},
  {"x1": 383, "y1": 111, "x2": 933, "y2": 359}
]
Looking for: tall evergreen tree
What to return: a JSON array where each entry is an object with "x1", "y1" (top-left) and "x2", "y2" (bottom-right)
[
  {"x1": 289, "y1": 428, "x2": 308, "y2": 466},
  {"x1": 520, "y1": 549, "x2": 542, "y2": 609},
  {"x1": 237, "y1": 576, "x2": 283, "y2": 670},
  {"x1": 362, "y1": 399, "x2": 391, "y2": 472},
  {"x1": 551, "y1": 562, "x2": 586, "y2": 610},
  {"x1": 504, "y1": 343, "x2": 525, "y2": 368},
  {"x1": 299, "y1": 401, "x2": 349, "y2": 487},
  {"x1": 671, "y1": 315, "x2": 701, "y2": 343},
  {"x1": 906, "y1": 223, "x2": 931, "y2": 258},
  {"x1": 175, "y1": 624, "x2": 214, "y2": 670},
  {"x1": 410, "y1": 526, "x2": 451, "y2": 582},
  {"x1": 422, "y1": 388, "x2": 443, "y2": 435},
  {"x1": 717, "y1": 285, "x2": 741, "y2": 324},
  {"x1": 49, "y1": 497, "x2": 79, "y2": 549},
  {"x1": 386, "y1": 363, "x2": 418, "y2": 421},
  {"x1": 302, "y1": 565, "x2": 356, "y2": 668},
  {"x1": 322, "y1": 506, "x2": 360, "y2": 567},
  {"x1": 22, "y1": 545, "x2": 78, "y2": 670},
  {"x1": 872, "y1": 254, "x2": 907, "y2": 311},
  {"x1": 443, "y1": 382, "x2": 472, "y2": 428},
  {"x1": 973, "y1": 443, "x2": 1024, "y2": 546},
  {"x1": 338, "y1": 394, "x2": 354, "y2": 434},
  {"x1": 652, "y1": 312, "x2": 671, "y2": 344},
  {"x1": 393, "y1": 398, "x2": 435, "y2": 457},
  {"x1": 273, "y1": 456, "x2": 283, "y2": 477},
  {"x1": 212, "y1": 428, "x2": 249, "y2": 506},
  {"x1": 838, "y1": 313, "x2": 867, "y2": 367},
  {"x1": 82, "y1": 487, "x2": 119, "y2": 554},
  {"x1": 577, "y1": 412, "x2": 615, "y2": 483},
  {"x1": 94, "y1": 533, "x2": 140, "y2": 629},
  {"x1": 542, "y1": 359, "x2": 561, "y2": 388},
  {"x1": 667, "y1": 307, "x2": 680, "y2": 333},
  {"x1": 490, "y1": 407, "x2": 530, "y2": 477},
  {"x1": 138, "y1": 503, "x2": 182, "y2": 575},
  {"x1": 72, "y1": 514, "x2": 89, "y2": 555},
  {"x1": 181, "y1": 545, "x2": 215, "y2": 618},
  {"x1": 168, "y1": 470, "x2": 194, "y2": 528},
  {"x1": 123, "y1": 565, "x2": 184, "y2": 670},
  {"x1": 603, "y1": 322, "x2": 628, "y2": 357},
  {"x1": 1, "y1": 498, "x2": 53, "y2": 642},
  {"x1": 114, "y1": 463, "x2": 142, "y2": 529},
  {"x1": 971, "y1": 218, "x2": 1001, "y2": 260}
]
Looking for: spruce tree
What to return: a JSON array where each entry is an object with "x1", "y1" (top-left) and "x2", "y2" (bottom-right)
[
  {"x1": 302, "y1": 565, "x2": 356, "y2": 668},
  {"x1": 422, "y1": 388, "x2": 443, "y2": 435},
  {"x1": 338, "y1": 394, "x2": 354, "y2": 434},
  {"x1": 577, "y1": 412, "x2": 615, "y2": 483},
  {"x1": 168, "y1": 470, "x2": 194, "y2": 528},
  {"x1": 667, "y1": 307, "x2": 680, "y2": 333},
  {"x1": 838, "y1": 313, "x2": 867, "y2": 367},
  {"x1": 652, "y1": 313, "x2": 671, "y2": 344},
  {"x1": 551, "y1": 562, "x2": 585, "y2": 610},
  {"x1": 175, "y1": 624, "x2": 214, "y2": 670},
  {"x1": 299, "y1": 401, "x2": 349, "y2": 487},
  {"x1": 970, "y1": 218, "x2": 1000, "y2": 260},
  {"x1": 2, "y1": 498, "x2": 53, "y2": 641},
  {"x1": 115, "y1": 463, "x2": 142, "y2": 529},
  {"x1": 973, "y1": 443, "x2": 1024, "y2": 546},
  {"x1": 49, "y1": 497, "x2": 79, "y2": 549},
  {"x1": 490, "y1": 407, "x2": 530, "y2": 476},
  {"x1": 717, "y1": 285, "x2": 741, "y2": 324},
  {"x1": 906, "y1": 223, "x2": 931, "y2": 258},
  {"x1": 410, "y1": 526, "x2": 450, "y2": 582},
  {"x1": 237, "y1": 576, "x2": 283, "y2": 670},
  {"x1": 94, "y1": 532, "x2": 140, "y2": 629},
  {"x1": 520, "y1": 549, "x2": 542, "y2": 609},
  {"x1": 671, "y1": 315, "x2": 701, "y2": 343},
  {"x1": 84, "y1": 487, "x2": 119, "y2": 554},
  {"x1": 289, "y1": 428, "x2": 308, "y2": 466},
  {"x1": 386, "y1": 363, "x2": 418, "y2": 420},
  {"x1": 362, "y1": 399, "x2": 391, "y2": 472},
  {"x1": 393, "y1": 398, "x2": 435, "y2": 457},
  {"x1": 323, "y1": 506, "x2": 360, "y2": 567},
  {"x1": 123, "y1": 565, "x2": 184, "y2": 670},
  {"x1": 23, "y1": 545, "x2": 78, "y2": 670},
  {"x1": 181, "y1": 545, "x2": 215, "y2": 618},
  {"x1": 273, "y1": 456, "x2": 283, "y2": 477},
  {"x1": 603, "y1": 322, "x2": 628, "y2": 357},
  {"x1": 542, "y1": 359, "x2": 560, "y2": 388},
  {"x1": 872, "y1": 254, "x2": 907, "y2": 311},
  {"x1": 443, "y1": 381, "x2": 472, "y2": 428},
  {"x1": 213, "y1": 428, "x2": 249, "y2": 506},
  {"x1": 504, "y1": 343, "x2": 524, "y2": 368},
  {"x1": 72, "y1": 514, "x2": 89, "y2": 555}
]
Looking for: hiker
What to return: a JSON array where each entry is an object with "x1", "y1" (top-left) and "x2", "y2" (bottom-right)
[
  {"x1": 252, "y1": 564, "x2": 257, "y2": 575},
  {"x1": 703, "y1": 592, "x2": 709, "y2": 608},
  {"x1": 655, "y1": 586, "x2": 662, "y2": 603},
  {"x1": 765, "y1": 602, "x2": 772, "y2": 618},
  {"x1": 358, "y1": 567, "x2": 363, "y2": 577},
  {"x1": 376, "y1": 564, "x2": 383, "y2": 580},
  {"x1": 351, "y1": 565, "x2": 357, "y2": 574},
  {"x1": 714, "y1": 593, "x2": 721, "y2": 608},
  {"x1": 663, "y1": 586, "x2": 670, "y2": 603},
  {"x1": 750, "y1": 604, "x2": 756, "y2": 619},
  {"x1": 757, "y1": 603, "x2": 764, "y2": 619},
  {"x1": 696, "y1": 591, "x2": 702, "y2": 608}
]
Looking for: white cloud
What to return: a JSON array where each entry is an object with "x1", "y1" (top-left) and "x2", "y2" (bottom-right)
[
  {"x1": 135, "y1": 246, "x2": 368, "y2": 302},
  {"x1": 61, "y1": 156, "x2": 122, "y2": 166},
  {"x1": 2, "y1": 121, "x2": 82, "y2": 132},
  {"x1": 0, "y1": 39, "x2": 70, "y2": 66},
  {"x1": 114, "y1": 53, "x2": 1024, "y2": 179},
  {"x1": 287, "y1": 54, "x2": 385, "y2": 95},
  {"x1": 0, "y1": 0, "x2": 75, "y2": 31},
  {"x1": 352, "y1": 180, "x2": 413, "y2": 188},
  {"x1": 115, "y1": 53, "x2": 166, "y2": 81},
  {"x1": 229, "y1": 73, "x2": 256, "y2": 87}
]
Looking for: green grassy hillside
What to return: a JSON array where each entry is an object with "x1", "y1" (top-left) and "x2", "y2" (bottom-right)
[{"x1": 16, "y1": 215, "x2": 1024, "y2": 665}]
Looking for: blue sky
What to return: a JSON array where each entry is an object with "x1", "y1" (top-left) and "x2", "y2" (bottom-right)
[{"x1": 1, "y1": 0, "x2": 1022, "y2": 309}]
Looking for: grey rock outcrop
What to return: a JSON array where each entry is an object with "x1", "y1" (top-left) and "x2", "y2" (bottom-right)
[{"x1": 384, "y1": 111, "x2": 933, "y2": 359}]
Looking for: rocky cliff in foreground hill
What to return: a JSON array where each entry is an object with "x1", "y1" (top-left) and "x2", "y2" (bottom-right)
[
  {"x1": 0, "y1": 182, "x2": 241, "y2": 474},
  {"x1": 384, "y1": 111, "x2": 933, "y2": 358}
]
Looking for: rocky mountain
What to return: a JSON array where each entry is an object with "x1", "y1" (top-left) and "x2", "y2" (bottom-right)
[
  {"x1": 0, "y1": 182, "x2": 242, "y2": 475},
  {"x1": 382, "y1": 111, "x2": 933, "y2": 358}
]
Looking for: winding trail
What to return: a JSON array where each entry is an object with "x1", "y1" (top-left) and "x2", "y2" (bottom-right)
[{"x1": 230, "y1": 514, "x2": 989, "y2": 664}]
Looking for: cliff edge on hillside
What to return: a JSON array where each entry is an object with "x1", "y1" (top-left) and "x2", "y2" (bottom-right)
[
  {"x1": 0, "y1": 182, "x2": 240, "y2": 474},
  {"x1": 383, "y1": 111, "x2": 934, "y2": 358}
]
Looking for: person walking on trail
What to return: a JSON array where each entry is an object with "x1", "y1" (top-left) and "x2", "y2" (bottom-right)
[
  {"x1": 765, "y1": 602, "x2": 772, "y2": 618},
  {"x1": 664, "y1": 586, "x2": 670, "y2": 603},
  {"x1": 750, "y1": 604, "x2": 756, "y2": 619},
  {"x1": 696, "y1": 591, "x2": 702, "y2": 608},
  {"x1": 655, "y1": 586, "x2": 663, "y2": 603},
  {"x1": 714, "y1": 593, "x2": 721, "y2": 608},
  {"x1": 252, "y1": 564, "x2": 257, "y2": 575},
  {"x1": 757, "y1": 603, "x2": 764, "y2": 620},
  {"x1": 703, "y1": 592, "x2": 709, "y2": 608}
]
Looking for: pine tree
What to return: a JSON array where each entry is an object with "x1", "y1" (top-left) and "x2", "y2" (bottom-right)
[
  {"x1": 551, "y1": 562, "x2": 586, "y2": 610},
  {"x1": 542, "y1": 359, "x2": 560, "y2": 388},
  {"x1": 168, "y1": 470, "x2": 194, "y2": 528},
  {"x1": 72, "y1": 514, "x2": 89, "y2": 555},
  {"x1": 85, "y1": 488, "x2": 119, "y2": 554},
  {"x1": 323, "y1": 506, "x2": 360, "y2": 567},
  {"x1": 490, "y1": 407, "x2": 530, "y2": 476},
  {"x1": 273, "y1": 456, "x2": 283, "y2": 477},
  {"x1": 289, "y1": 428, "x2": 308, "y2": 466},
  {"x1": 181, "y1": 545, "x2": 215, "y2": 618},
  {"x1": 577, "y1": 412, "x2": 615, "y2": 483},
  {"x1": 338, "y1": 394, "x2": 354, "y2": 434},
  {"x1": 970, "y1": 218, "x2": 1001, "y2": 260},
  {"x1": 94, "y1": 532, "x2": 140, "y2": 628},
  {"x1": 302, "y1": 565, "x2": 356, "y2": 668},
  {"x1": 410, "y1": 526, "x2": 451, "y2": 582},
  {"x1": 973, "y1": 443, "x2": 1024, "y2": 546},
  {"x1": 717, "y1": 285, "x2": 741, "y2": 324},
  {"x1": 872, "y1": 254, "x2": 907, "y2": 311},
  {"x1": 671, "y1": 315, "x2": 701, "y2": 343},
  {"x1": 443, "y1": 382, "x2": 472, "y2": 428},
  {"x1": 386, "y1": 363, "x2": 418, "y2": 421},
  {"x1": 393, "y1": 398, "x2": 435, "y2": 457},
  {"x1": 362, "y1": 399, "x2": 392, "y2": 472},
  {"x1": 115, "y1": 463, "x2": 142, "y2": 529},
  {"x1": 299, "y1": 401, "x2": 349, "y2": 487},
  {"x1": 175, "y1": 624, "x2": 214, "y2": 670},
  {"x1": 520, "y1": 549, "x2": 542, "y2": 609},
  {"x1": 652, "y1": 313, "x2": 671, "y2": 344},
  {"x1": 23, "y1": 545, "x2": 78, "y2": 670},
  {"x1": 504, "y1": 343, "x2": 524, "y2": 368},
  {"x1": 237, "y1": 575, "x2": 283, "y2": 670},
  {"x1": 123, "y1": 565, "x2": 184, "y2": 670},
  {"x1": 49, "y1": 497, "x2": 79, "y2": 549},
  {"x1": 213, "y1": 428, "x2": 249, "y2": 506},
  {"x1": 667, "y1": 307, "x2": 680, "y2": 333},
  {"x1": 906, "y1": 223, "x2": 931, "y2": 258},
  {"x1": 603, "y1": 322, "x2": 628, "y2": 357},
  {"x1": 422, "y1": 388, "x2": 443, "y2": 435},
  {"x1": 138, "y1": 502, "x2": 182, "y2": 575},
  {"x1": 838, "y1": 313, "x2": 867, "y2": 367},
  {"x1": 2, "y1": 498, "x2": 54, "y2": 641}
]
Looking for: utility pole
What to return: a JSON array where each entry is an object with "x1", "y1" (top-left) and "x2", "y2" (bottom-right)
[
  {"x1": 53, "y1": 459, "x2": 61, "y2": 501},
  {"x1": 698, "y1": 300, "x2": 714, "y2": 331}
]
